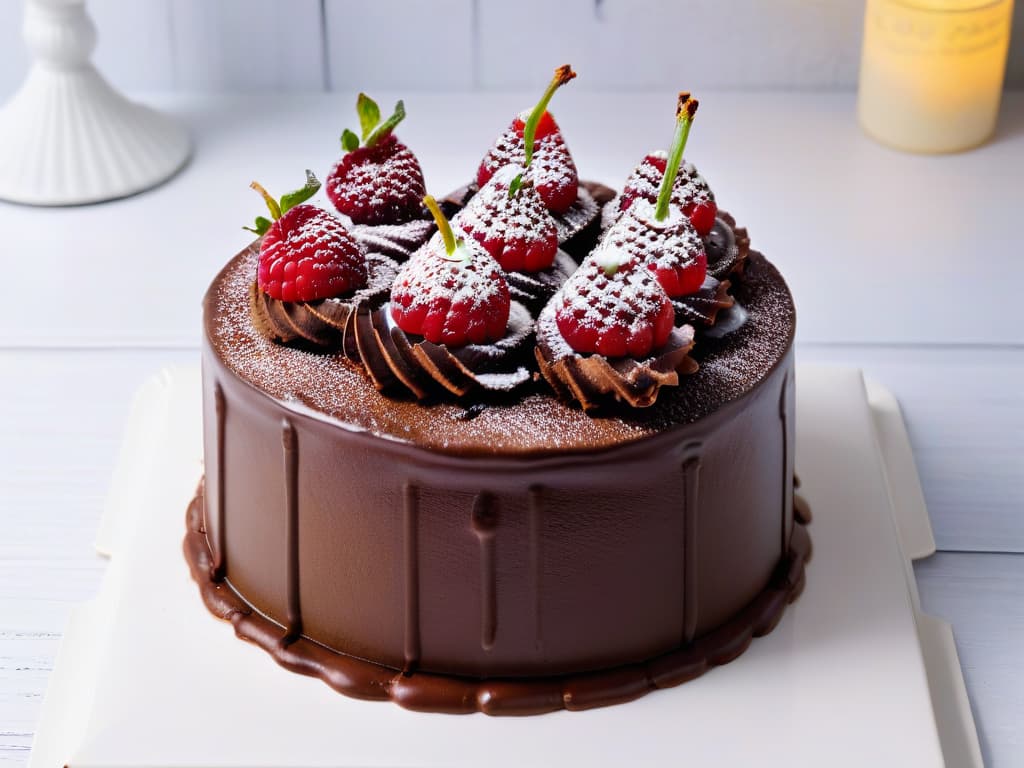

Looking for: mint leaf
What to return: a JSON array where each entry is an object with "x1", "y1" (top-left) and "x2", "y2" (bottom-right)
[
  {"x1": 280, "y1": 170, "x2": 321, "y2": 214},
  {"x1": 357, "y1": 93, "x2": 381, "y2": 141},
  {"x1": 243, "y1": 216, "x2": 273, "y2": 236},
  {"x1": 365, "y1": 100, "x2": 406, "y2": 147},
  {"x1": 341, "y1": 129, "x2": 360, "y2": 152}
]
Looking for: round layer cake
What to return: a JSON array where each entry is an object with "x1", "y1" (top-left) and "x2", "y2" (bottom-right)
[{"x1": 187, "y1": 211, "x2": 809, "y2": 714}]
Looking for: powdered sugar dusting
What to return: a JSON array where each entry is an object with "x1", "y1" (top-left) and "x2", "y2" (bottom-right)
[{"x1": 207, "y1": 223, "x2": 794, "y2": 455}]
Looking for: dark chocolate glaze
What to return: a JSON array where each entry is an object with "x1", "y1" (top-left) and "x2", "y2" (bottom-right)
[
  {"x1": 191, "y1": 194, "x2": 806, "y2": 714},
  {"x1": 185, "y1": 485, "x2": 810, "y2": 714}
]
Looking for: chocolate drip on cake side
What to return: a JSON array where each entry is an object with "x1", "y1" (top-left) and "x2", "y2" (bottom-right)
[
  {"x1": 528, "y1": 486, "x2": 545, "y2": 652},
  {"x1": 471, "y1": 493, "x2": 499, "y2": 651},
  {"x1": 779, "y1": 371, "x2": 794, "y2": 556},
  {"x1": 212, "y1": 382, "x2": 227, "y2": 582},
  {"x1": 282, "y1": 419, "x2": 302, "y2": 643},
  {"x1": 403, "y1": 482, "x2": 421, "y2": 672},
  {"x1": 681, "y1": 446, "x2": 702, "y2": 644}
]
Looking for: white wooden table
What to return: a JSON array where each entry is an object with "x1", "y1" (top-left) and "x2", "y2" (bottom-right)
[{"x1": 1, "y1": 91, "x2": 1022, "y2": 766}]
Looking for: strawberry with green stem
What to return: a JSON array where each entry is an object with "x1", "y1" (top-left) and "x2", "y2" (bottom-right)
[
  {"x1": 326, "y1": 94, "x2": 427, "y2": 226},
  {"x1": 390, "y1": 196, "x2": 511, "y2": 346},
  {"x1": 477, "y1": 65, "x2": 579, "y2": 214},
  {"x1": 605, "y1": 93, "x2": 708, "y2": 298},
  {"x1": 247, "y1": 170, "x2": 368, "y2": 302}
]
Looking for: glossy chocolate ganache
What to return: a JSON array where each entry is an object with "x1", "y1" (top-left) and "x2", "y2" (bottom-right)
[{"x1": 188, "y1": 194, "x2": 810, "y2": 714}]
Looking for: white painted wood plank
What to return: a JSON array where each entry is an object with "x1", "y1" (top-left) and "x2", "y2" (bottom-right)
[
  {"x1": 477, "y1": 0, "x2": 863, "y2": 89},
  {"x1": 170, "y1": 0, "x2": 324, "y2": 91},
  {"x1": 323, "y1": 0, "x2": 474, "y2": 90},
  {"x1": 2, "y1": 91, "x2": 1023, "y2": 348},
  {"x1": 800, "y1": 345, "x2": 1024, "y2": 554},
  {"x1": 0, "y1": 0, "x2": 28, "y2": 103},
  {"x1": 89, "y1": 0, "x2": 175, "y2": 92},
  {"x1": 914, "y1": 552, "x2": 1024, "y2": 768}
]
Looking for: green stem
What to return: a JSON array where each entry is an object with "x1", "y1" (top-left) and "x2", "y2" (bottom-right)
[
  {"x1": 654, "y1": 93, "x2": 699, "y2": 222},
  {"x1": 522, "y1": 64, "x2": 576, "y2": 169},
  {"x1": 250, "y1": 181, "x2": 282, "y2": 220},
  {"x1": 424, "y1": 195, "x2": 457, "y2": 256}
]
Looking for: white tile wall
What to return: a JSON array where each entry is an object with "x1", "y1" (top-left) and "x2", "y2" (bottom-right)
[{"x1": 0, "y1": 0, "x2": 1021, "y2": 98}]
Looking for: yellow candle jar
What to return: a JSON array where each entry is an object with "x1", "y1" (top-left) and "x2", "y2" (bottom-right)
[{"x1": 858, "y1": 0, "x2": 1014, "y2": 153}]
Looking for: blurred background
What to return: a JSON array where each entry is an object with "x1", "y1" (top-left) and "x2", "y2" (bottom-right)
[{"x1": 1, "y1": 0, "x2": 1021, "y2": 97}]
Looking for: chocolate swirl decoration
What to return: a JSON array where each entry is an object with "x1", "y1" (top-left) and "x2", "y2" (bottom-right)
[
  {"x1": 354, "y1": 301, "x2": 535, "y2": 399},
  {"x1": 705, "y1": 210, "x2": 750, "y2": 280},
  {"x1": 534, "y1": 300, "x2": 697, "y2": 412},
  {"x1": 505, "y1": 250, "x2": 578, "y2": 316},
  {"x1": 672, "y1": 275, "x2": 734, "y2": 327},
  {"x1": 249, "y1": 253, "x2": 399, "y2": 356},
  {"x1": 348, "y1": 217, "x2": 436, "y2": 263}
]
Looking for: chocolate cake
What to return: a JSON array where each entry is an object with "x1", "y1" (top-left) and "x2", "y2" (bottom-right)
[{"x1": 186, "y1": 82, "x2": 810, "y2": 715}]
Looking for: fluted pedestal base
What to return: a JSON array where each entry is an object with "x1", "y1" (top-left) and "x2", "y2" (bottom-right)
[{"x1": 0, "y1": 65, "x2": 190, "y2": 205}]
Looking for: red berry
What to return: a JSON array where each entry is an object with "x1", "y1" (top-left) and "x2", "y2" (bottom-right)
[
  {"x1": 390, "y1": 236, "x2": 511, "y2": 347},
  {"x1": 257, "y1": 205, "x2": 368, "y2": 302},
  {"x1": 619, "y1": 152, "x2": 717, "y2": 237},
  {"x1": 606, "y1": 199, "x2": 707, "y2": 298},
  {"x1": 554, "y1": 250, "x2": 674, "y2": 359},
  {"x1": 454, "y1": 169, "x2": 558, "y2": 273},
  {"x1": 326, "y1": 134, "x2": 426, "y2": 225},
  {"x1": 476, "y1": 113, "x2": 578, "y2": 214}
]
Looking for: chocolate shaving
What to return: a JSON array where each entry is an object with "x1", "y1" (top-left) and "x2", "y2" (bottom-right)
[
  {"x1": 355, "y1": 302, "x2": 534, "y2": 399},
  {"x1": 249, "y1": 253, "x2": 399, "y2": 356},
  {"x1": 535, "y1": 300, "x2": 697, "y2": 412}
]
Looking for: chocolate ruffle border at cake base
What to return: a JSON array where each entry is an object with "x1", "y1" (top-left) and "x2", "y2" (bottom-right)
[
  {"x1": 184, "y1": 482, "x2": 812, "y2": 716},
  {"x1": 249, "y1": 251, "x2": 400, "y2": 355}
]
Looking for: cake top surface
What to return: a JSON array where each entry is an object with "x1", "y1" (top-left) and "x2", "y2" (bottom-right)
[{"x1": 204, "y1": 237, "x2": 795, "y2": 457}]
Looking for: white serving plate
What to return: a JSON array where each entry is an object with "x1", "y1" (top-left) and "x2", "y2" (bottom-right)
[{"x1": 28, "y1": 365, "x2": 980, "y2": 767}]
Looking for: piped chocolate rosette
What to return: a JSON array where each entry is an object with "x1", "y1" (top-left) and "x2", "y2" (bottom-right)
[
  {"x1": 473, "y1": 65, "x2": 605, "y2": 261},
  {"x1": 535, "y1": 245, "x2": 696, "y2": 412},
  {"x1": 536, "y1": 94, "x2": 713, "y2": 411},
  {"x1": 355, "y1": 196, "x2": 534, "y2": 399},
  {"x1": 601, "y1": 100, "x2": 749, "y2": 328},
  {"x1": 245, "y1": 171, "x2": 398, "y2": 356},
  {"x1": 324, "y1": 94, "x2": 436, "y2": 261}
]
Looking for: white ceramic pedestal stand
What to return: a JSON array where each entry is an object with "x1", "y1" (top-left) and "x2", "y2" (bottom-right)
[{"x1": 0, "y1": 0, "x2": 190, "y2": 205}]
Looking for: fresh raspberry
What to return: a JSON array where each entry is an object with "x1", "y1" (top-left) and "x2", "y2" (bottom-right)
[
  {"x1": 618, "y1": 152, "x2": 717, "y2": 236},
  {"x1": 476, "y1": 65, "x2": 578, "y2": 214},
  {"x1": 454, "y1": 168, "x2": 559, "y2": 273},
  {"x1": 554, "y1": 247, "x2": 674, "y2": 358},
  {"x1": 607, "y1": 199, "x2": 707, "y2": 297},
  {"x1": 390, "y1": 233, "x2": 511, "y2": 347},
  {"x1": 327, "y1": 133, "x2": 426, "y2": 226},
  {"x1": 477, "y1": 119, "x2": 578, "y2": 214},
  {"x1": 257, "y1": 204, "x2": 368, "y2": 302}
]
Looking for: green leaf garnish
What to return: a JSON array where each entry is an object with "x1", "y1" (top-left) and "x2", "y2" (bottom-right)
[
  {"x1": 280, "y1": 170, "x2": 321, "y2": 214},
  {"x1": 357, "y1": 93, "x2": 381, "y2": 141},
  {"x1": 341, "y1": 129, "x2": 360, "y2": 152},
  {"x1": 243, "y1": 216, "x2": 273, "y2": 236},
  {"x1": 364, "y1": 100, "x2": 406, "y2": 148}
]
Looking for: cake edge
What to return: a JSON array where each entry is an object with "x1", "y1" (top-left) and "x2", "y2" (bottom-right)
[{"x1": 183, "y1": 482, "x2": 811, "y2": 716}]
